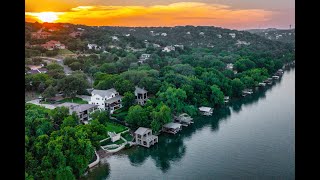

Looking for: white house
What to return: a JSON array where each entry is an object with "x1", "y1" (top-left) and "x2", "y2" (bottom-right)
[
  {"x1": 111, "y1": 36, "x2": 119, "y2": 41},
  {"x1": 199, "y1": 32, "x2": 205, "y2": 35},
  {"x1": 87, "y1": 44, "x2": 101, "y2": 50},
  {"x1": 138, "y1": 54, "x2": 151, "y2": 63},
  {"x1": 89, "y1": 88, "x2": 122, "y2": 113},
  {"x1": 161, "y1": 33, "x2": 167, "y2": 36},
  {"x1": 217, "y1": 34, "x2": 222, "y2": 38},
  {"x1": 162, "y1": 45, "x2": 175, "y2": 52},
  {"x1": 229, "y1": 33, "x2": 236, "y2": 38}
]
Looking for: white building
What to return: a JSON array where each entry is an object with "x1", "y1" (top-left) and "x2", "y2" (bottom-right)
[
  {"x1": 186, "y1": 32, "x2": 191, "y2": 35},
  {"x1": 111, "y1": 36, "x2": 119, "y2": 41},
  {"x1": 162, "y1": 45, "x2": 175, "y2": 52},
  {"x1": 217, "y1": 34, "x2": 222, "y2": 38},
  {"x1": 89, "y1": 88, "x2": 122, "y2": 114},
  {"x1": 229, "y1": 33, "x2": 236, "y2": 38},
  {"x1": 138, "y1": 54, "x2": 151, "y2": 63},
  {"x1": 135, "y1": 86, "x2": 148, "y2": 105},
  {"x1": 87, "y1": 44, "x2": 101, "y2": 50},
  {"x1": 125, "y1": 34, "x2": 130, "y2": 37},
  {"x1": 199, "y1": 32, "x2": 205, "y2": 35},
  {"x1": 161, "y1": 33, "x2": 167, "y2": 36}
]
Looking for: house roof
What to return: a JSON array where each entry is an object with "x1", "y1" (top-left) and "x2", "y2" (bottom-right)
[
  {"x1": 92, "y1": 88, "x2": 118, "y2": 98},
  {"x1": 105, "y1": 95, "x2": 122, "y2": 104},
  {"x1": 56, "y1": 103, "x2": 97, "y2": 113},
  {"x1": 199, "y1": 107, "x2": 213, "y2": 112},
  {"x1": 135, "y1": 127, "x2": 150, "y2": 135},
  {"x1": 135, "y1": 86, "x2": 147, "y2": 94},
  {"x1": 163, "y1": 122, "x2": 182, "y2": 129},
  {"x1": 27, "y1": 69, "x2": 40, "y2": 74},
  {"x1": 38, "y1": 68, "x2": 48, "y2": 72}
]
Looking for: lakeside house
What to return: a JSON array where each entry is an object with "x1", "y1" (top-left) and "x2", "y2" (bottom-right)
[
  {"x1": 242, "y1": 89, "x2": 253, "y2": 96},
  {"x1": 272, "y1": 75, "x2": 280, "y2": 80},
  {"x1": 135, "y1": 87, "x2": 148, "y2": 106},
  {"x1": 224, "y1": 96, "x2": 230, "y2": 103},
  {"x1": 41, "y1": 40, "x2": 66, "y2": 50},
  {"x1": 174, "y1": 113, "x2": 193, "y2": 126},
  {"x1": 138, "y1": 54, "x2": 151, "y2": 63},
  {"x1": 56, "y1": 102, "x2": 98, "y2": 124},
  {"x1": 199, "y1": 106, "x2": 213, "y2": 116},
  {"x1": 162, "y1": 122, "x2": 182, "y2": 134},
  {"x1": 134, "y1": 127, "x2": 158, "y2": 148},
  {"x1": 89, "y1": 88, "x2": 122, "y2": 114},
  {"x1": 258, "y1": 82, "x2": 266, "y2": 87}
]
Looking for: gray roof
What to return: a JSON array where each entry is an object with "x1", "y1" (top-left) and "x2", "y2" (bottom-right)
[
  {"x1": 163, "y1": 122, "x2": 182, "y2": 129},
  {"x1": 92, "y1": 88, "x2": 118, "y2": 98},
  {"x1": 135, "y1": 86, "x2": 147, "y2": 94},
  {"x1": 105, "y1": 95, "x2": 122, "y2": 104},
  {"x1": 56, "y1": 103, "x2": 97, "y2": 113},
  {"x1": 135, "y1": 127, "x2": 150, "y2": 135}
]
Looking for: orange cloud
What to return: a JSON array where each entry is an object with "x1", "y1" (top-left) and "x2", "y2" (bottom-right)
[{"x1": 25, "y1": 2, "x2": 274, "y2": 29}]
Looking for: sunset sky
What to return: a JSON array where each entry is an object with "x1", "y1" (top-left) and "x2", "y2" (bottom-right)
[{"x1": 25, "y1": 0, "x2": 295, "y2": 30}]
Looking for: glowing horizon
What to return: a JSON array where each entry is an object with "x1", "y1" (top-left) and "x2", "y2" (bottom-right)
[{"x1": 25, "y1": 1, "x2": 295, "y2": 30}]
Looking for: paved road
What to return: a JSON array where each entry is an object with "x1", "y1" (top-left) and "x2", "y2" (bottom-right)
[
  {"x1": 26, "y1": 99, "x2": 56, "y2": 109},
  {"x1": 38, "y1": 56, "x2": 94, "y2": 86}
]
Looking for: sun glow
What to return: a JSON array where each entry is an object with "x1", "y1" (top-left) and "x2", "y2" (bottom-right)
[{"x1": 26, "y1": 12, "x2": 61, "y2": 23}]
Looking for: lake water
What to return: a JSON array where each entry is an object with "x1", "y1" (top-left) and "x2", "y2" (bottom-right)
[{"x1": 84, "y1": 67, "x2": 295, "y2": 180}]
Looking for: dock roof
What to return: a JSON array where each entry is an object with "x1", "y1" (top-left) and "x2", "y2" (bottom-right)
[
  {"x1": 199, "y1": 107, "x2": 213, "y2": 112},
  {"x1": 163, "y1": 122, "x2": 182, "y2": 129}
]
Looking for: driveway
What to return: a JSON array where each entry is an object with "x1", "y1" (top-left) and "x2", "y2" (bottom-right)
[{"x1": 26, "y1": 99, "x2": 56, "y2": 110}]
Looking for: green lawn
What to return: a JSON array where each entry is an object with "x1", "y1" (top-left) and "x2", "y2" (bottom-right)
[
  {"x1": 58, "y1": 97, "x2": 88, "y2": 104},
  {"x1": 122, "y1": 132, "x2": 134, "y2": 142},
  {"x1": 105, "y1": 122, "x2": 128, "y2": 133},
  {"x1": 111, "y1": 109, "x2": 128, "y2": 121},
  {"x1": 58, "y1": 49, "x2": 74, "y2": 55},
  {"x1": 100, "y1": 138, "x2": 125, "y2": 146}
]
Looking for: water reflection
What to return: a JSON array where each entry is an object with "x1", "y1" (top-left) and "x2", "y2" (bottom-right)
[
  {"x1": 87, "y1": 66, "x2": 294, "y2": 178},
  {"x1": 126, "y1": 68, "x2": 293, "y2": 173}
]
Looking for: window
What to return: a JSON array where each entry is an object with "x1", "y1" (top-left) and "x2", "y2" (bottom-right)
[
  {"x1": 102, "y1": 103, "x2": 104, "y2": 105},
  {"x1": 96, "y1": 98, "x2": 100, "y2": 100}
]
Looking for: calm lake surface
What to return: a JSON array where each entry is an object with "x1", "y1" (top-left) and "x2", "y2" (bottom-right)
[{"x1": 84, "y1": 68, "x2": 295, "y2": 180}]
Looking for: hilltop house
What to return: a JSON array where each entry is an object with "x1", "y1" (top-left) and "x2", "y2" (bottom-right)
[
  {"x1": 162, "y1": 45, "x2": 175, "y2": 52},
  {"x1": 41, "y1": 40, "x2": 66, "y2": 50},
  {"x1": 56, "y1": 103, "x2": 98, "y2": 124},
  {"x1": 138, "y1": 54, "x2": 151, "y2": 63},
  {"x1": 134, "y1": 127, "x2": 158, "y2": 148},
  {"x1": 69, "y1": 31, "x2": 83, "y2": 38},
  {"x1": 31, "y1": 31, "x2": 51, "y2": 39},
  {"x1": 135, "y1": 87, "x2": 148, "y2": 106},
  {"x1": 89, "y1": 88, "x2": 122, "y2": 114},
  {"x1": 87, "y1": 44, "x2": 101, "y2": 50},
  {"x1": 226, "y1": 63, "x2": 234, "y2": 70}
]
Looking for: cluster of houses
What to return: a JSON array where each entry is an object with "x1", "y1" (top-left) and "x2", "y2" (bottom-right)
[{"x1": 41, "y1": 40, "x2": 66, "y2": 50}]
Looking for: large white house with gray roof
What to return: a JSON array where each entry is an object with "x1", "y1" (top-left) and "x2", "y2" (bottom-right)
[{"x1": 89, "y1": 88, "x2": 122, "y2": 113}]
